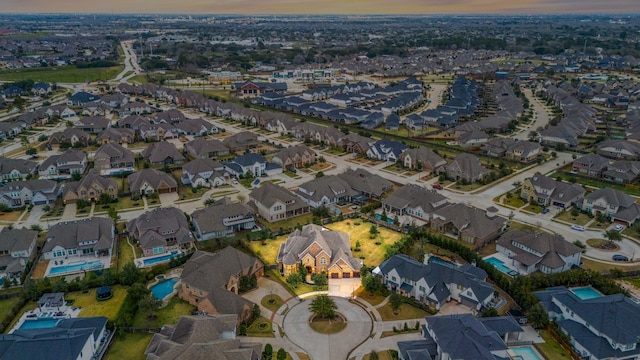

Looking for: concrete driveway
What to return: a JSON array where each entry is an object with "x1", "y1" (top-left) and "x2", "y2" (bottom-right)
[
  {"x1": 283, "y1": 297, "x2": 372, "y2": 360},
  {"x1": 328, "y1": 278, "x2": 361, "y2": 298}
]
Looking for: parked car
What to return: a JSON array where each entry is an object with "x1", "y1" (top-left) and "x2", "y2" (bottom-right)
[
  {"x1": 614, "y1": 224, "x2": 624, "y2": 232},
  {"x1": 541, "y1": 208, "x2": 550, "y2": 214},
  {"x1": 613, "y1": 254, "x2": 629, "y2": 262},
  {"x1": 571, "y1": 225, "x2": 585, "y2": 231},
  {"x1": 432, "y1": 183, "x2": 443, "y2": 190},
  {"x1": 232, "y1": 179, "x2": 238, "y2": 185}
]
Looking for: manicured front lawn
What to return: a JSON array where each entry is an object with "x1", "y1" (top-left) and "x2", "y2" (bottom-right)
[
  {"x1": 66, "y1": 285, "x2": 128, "y2": 320},
  {"x1": 537, "y1": 329, "x2": 572, "y2": 360},
  {"x1": 326, "y1": 219, "x2": 403, "y2": 267},
  {"x1": 246, "y1": 317, "x2": 275, "y2": 337},
  {"x1": 500, "y1": 195, "x2": 525, "y2": 208},
  {"x1": 554, "y1": 211, "x2": 592, "y2": 226},
  {"x1": 377, "y1": 302, "x2": 429, "y2": 321},
  {"x1": 522, "y1": 204, "x2": 543, "y2": 213},
  {"x1": 131, "y1": 296, "x2": 195, "y2": 328},
  {"x1": 354, "y1": 287, "x2": 387, "y2": 306},
  {"x1": 261, "y1": 294, "x2": 285, "y2": 313},
  {"x1": 104, "y1": 333, "x2": 153, "y2": 360},
  {"x1": 177, "y1": 185, "x2": 209, "y2": 201},
  {"x1": 264, "y1": 269, "x2": 318, "y2": 297}
]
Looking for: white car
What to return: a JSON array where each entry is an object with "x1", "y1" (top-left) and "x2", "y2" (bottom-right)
[
  {"x1": 614, "y1": 224, "x2": 624, "y2": 232},
  {"x1": 571, "y1": 225, "x2": 585, "y2": 231},
  {"x1": 232, "y1": 179, "x2": 238, "y2": 185}
]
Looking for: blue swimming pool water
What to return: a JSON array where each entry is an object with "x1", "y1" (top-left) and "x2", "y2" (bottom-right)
[
  {"x1": 151, "y1": 278, "x2": 179, "y2": 300},
  {"x1": 49, "y1": 261, "x2": 104, "y2": 275},
  {"x1": 374, "y1": 214, "x2": 394, "y2": 224},
  {"x1": 429, "y1": 256, "x2": 456, "y2": 267},
  {"x1": 484, "y1": 256, "x2": 518, "y2": 276},
  {"x1": 19, "y1": 318, "x2": 59, "y2": 330},
  {"x1": 512, "y1": 346, "x2": 542, "y2": 360},
  {"x1": 571, "y1": 286, "x2": 603, "y2": 300},
  {"x1": 142, "y1": 252, "x2": 180, "y2": 266}
]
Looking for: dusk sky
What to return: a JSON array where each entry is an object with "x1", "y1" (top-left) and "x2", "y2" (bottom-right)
[{"x1": 0, "y1": 0, "x2": 638, "y2": 15}]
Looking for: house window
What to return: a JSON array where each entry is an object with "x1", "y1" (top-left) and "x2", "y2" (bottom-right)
[
  {"x1": 391, "y1": 276, "x2": 396, "y2": 282},
  {"x1": 419, "y1": 286, "x2": 425, "y2": 292},
  {"x1": 152, "y1": 246, "x2": 163, "y2": 255},
  {"x1": 320, "y1": 257, "x2": 326, "y2": 264}
]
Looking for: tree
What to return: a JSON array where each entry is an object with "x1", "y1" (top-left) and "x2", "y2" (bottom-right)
[
  {"x1": 52, "y1": 277, "x2": 68, "y2": 293},
  {"x1": 23, "y1": 280, "x2": 42, "y2": 301},
  {"x1": 526, "y1": 303, "x2": 549, "y2": 329},
  {"x1": 604, "y1": 230, "x2": 622, "y2": 243},
  {"x1": 361, "y1": 273, "x2": 380, "y2": 295},
  {"x1": 263, "y1": 344, "x2": 273, "y2": 360},
  {"x1": 108, "y1": 207, "x2": 120, "y2": 223},
  {"x1": 25, "y1": 147, "x2": 37, "y2": 156},
  {"x1": 571, "y1": 208, "x2": 580, "y2": 217},
  {"x1": 369, "y1": 224, "x2": 379, "y2": 239},
  {"x1": 315, "y1": 171, "x2": 325, "y2": 178},
  {"x1": 389, "y1": 293, "x2": 403, "y2": 315},
  {"x1": 311, "y1": 272, "x2": 328, "y2": 287},
  {"x1": 101, "y1": 268, "x2": 116, "y2": 286},
  {"x1": 139, "y1": 295, "x2": 162, "y2": 320},
  {"x1": 120, "y1": 262, "x2": 141, "y2": 285},
  {"x1": 276, "y1": 348, "x2": 287, "y2": 360},
  {"x1": 286, "y1": 273, "x2": 302, "y2": 288},
  {"x1": 309, "y1": 294, "x2": 337, "y2": 320},
  {"x1": 99, "y1": 193, "x2": 114, "y2": 205},
  {"x1": 354, "y1": 240, "x2": 361, "y2": 251},
  {"x1": 481, "y1": 308, "x2": 499, "y2": 317},
  {"x1": 369, "y1": 350, "x2": 379, "y2": 360}
]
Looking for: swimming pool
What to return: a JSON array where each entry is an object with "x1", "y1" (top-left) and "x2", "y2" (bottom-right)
[
  {"x1": 429, "y1": 256, "x2": 456, "y2": 267},
  {"x1": 48, "y1": 261, "x2": 104, "y2": 276},
  {"x1": 571, "y1": 286, "x2": 603, "y2": 300},
  {"x1": 142, "y1": 252, "x2": 180, "y2": 267},
  {"x1": 484, "y1": 256, "x2": 519, "y2": 277},
  {"x1": 375, "y1": 214, "x2": 394, "y2": 224},
  {"x1": 151, "y1": 277, "x2": 179, "y2": 300},
  {"x1": 19, "y1": 318, "x2": 59, "y2": 330},
  {"x1": 511, "y1": 346, "x2": 542, "y2": 360}
]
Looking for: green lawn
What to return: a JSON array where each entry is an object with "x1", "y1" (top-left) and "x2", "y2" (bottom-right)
[
  {"x1": 499, "y1": 195, "x2": 525, "y2": 208},
  {"x1": 246, "y1": 317, "x2": 275, "y2": 337},
  {"x1": 354, "y1": 287, "x2": 387, "y2": 306},
  {"x1": 261, "y1": 294, "x2": 285, "y2": 313},
  {"x1": 537, "y1": 329, "x2": 573, "y2": 360},
  {"x1": 309, "y1": 319, "x2": 347, "y2": 334},
  {"x1": 0, "y1": 296, "x2": 22, "y2": 328},
  {"x1": 264, "y1": 269, "x2": 319, "y2": 297},
  {"x1": 326, "y1": 219, "x2": 403, "y2": 267},
  {"x1": 177, "y1": 185, "x2": 209, "y2": 201},
  {"x1": 377, "y1": 301, "x2": 429, "y2": 321},
  {"x1": 104, "y1": 333, "x2": 153, "y2": 360},
  {"x1": 131, "y1": 296, "x2": 195, "y2": 328},
  {"x1": 248, "y1": 236, "x2": 287, "y2": 265},
  {"x1": 66, "y1": 285, "x2": 128, "y2": 320},
  {"x1": 362, "y1": 351, "x2": 394, "y2": 360},
  {"x1": 551, "y1": 171, "x2": 640, "y2": 197},
  {"x1": 554, "y1": 211, "x2": 592, "y2": 226},
  {"x1": 117, "y1": 237, "x2": 136, "y2": 272},
  {"x1": 256, "y1": 213, "x2": 314, "y2": 232},
  {"x1": 522, "y1": 204, "x2": 543, "y2": 214},
  {"x1": 0, "y1": 65, "x2": 124, "y2": 83}
]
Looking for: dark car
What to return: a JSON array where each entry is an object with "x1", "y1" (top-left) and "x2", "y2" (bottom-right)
[
  {"x1": 613, "y1": 255, "x2": 629, "y2": 262},
  {"x1": 541, "y1": 208, "x2": 550, "y2": 214},
  {"x1": 432, "y1": 183, "x2": 443, "y2": 190}
]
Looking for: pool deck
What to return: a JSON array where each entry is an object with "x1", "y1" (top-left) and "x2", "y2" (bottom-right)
[
  {"x1": 10, "y1": 304, "x2": 81, "y2": 334},
  {"x1": 44, "y1": 255, "x2": 112, "y2": 278},
  {"x1": 483, "y1": 253, "x2": 524, "y2": 277},
  {"x1": 148, "y1": 268, "x2": 182, "y2": 305}
]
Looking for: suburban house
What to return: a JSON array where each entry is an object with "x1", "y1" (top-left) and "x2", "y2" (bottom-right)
[
  {"x1": 42, "y1": 217, "x2": 115, "y2": 260},
  {"x1": 127, "y1": 207, "x2": 194, "y2": 258},
  {"x1": 179, "y1": 247, "x2": 264, "y2": 324},
  {"x1": 597, "y1": 140, "x2": 640, "y2": 160},
  {"x1": 366, "y1": 139, "x2": 408, "y2": 162},
  {"x1": 0, "y1": 317, "x2": 110, "y2": 360},
  {"x1": 374, "y1": 254, "x2": 496, "y2": 312},
  {"x1": 272, "y1": 145, "x2": 317, "y2": 170},
  {"x1": 0, "y1": 227, "x2": 37, "y2": 283},
  {"x1": 48, "y1": 128, "x2": 91, "y2": 148},
  {"x1": 144, "y1": 314, "x2": 262, "y2": 360},
  {"x1": 572, "y1": 153, "x2": 609, "y2": 178},
  {"x1": 235, "y1": 80, "x2": 287, "y2": 98},
  {"x1": 127, "y1": 168, "x2": 178, "y2": 195},
  {"x1": 191, "y1": 201, "x2": 256, "y2": 240},
  {"x1": 96, "y1": 127, "x2": 136, "y2": 144},
  {"x1": 249, "y1": 182, "x2": 310, "y2": 223},
  {"x1": 520, "y1": 172, "x2": 586, "y2": 209},
  {"x1": 76, "y1": 116, "x2": 110, "y2": 134},
  {"x1": 181, "y1": 158, "x2": 227, "y2": 188},
  {"x1": 338, "y1": 168, "x2": 393, "y2": 200},
  {"x1": 93, "y1": 143, "x2": 135, "y2": 176},
  {"x1": 536, "y1": 286, "x2": 640, "y2": 360},
  {"x1": 382, "y1": 184, "x2": 449, "y2": 223},
  {"x1": 441, "y1": 153, "x2": 489, "y2": 183},
  {"x1": 184, "y1": 138, "x2": 230, "y2": 159},
  {"x1": 222, "y1": 131, "x2": 260, "y2": 152},
  {"x1": 496, "y1": 230, "x2": 582, "y2": 275},
  {"x1": 174, "y1": 117, "x2": 219, "y2": 136},
  {"x1": 141, "y1": 141, "x2": 185, "y2": 167},
  {"x1": 397, "y1": 314, "x2": 523, "y2": 360},
  {"x1": 0, "y1": 157, "x2": 37, "y2": 181},
  {"x1": 431, "y1": 204, "x2": 507, "y2": 248},
  {"x1": 0, "y1": 179, "x2": 60, "y2": 208},
  {"x1": 67, "y1": 91, "x2": 100, "y2": 106},
  {"x1": 398, "y1": 147, "x2": 446, "y2": 173},
  {"x1": 458, "y1": 130, "x2": 490, "y2": 148},
  {"x1": 277, "y1": 224, "x2": 362, "y2": 279},
  {"x1": 224, "y1": 153, "x2": 281, "y2": 178},
  {"x1": 38, "y1": 149, "x2": 87, "y2": 180},
  {"x1": 603, "y1": 160, "x2": 640, "y2": 184},
  {"x1": 504, "y1": 141, "x2": 542, "y2": 163},
  {"x1": 295, "y1": 175, "x2": 357, "y2": 208},
  {"x1": 581, "y1": 187, "x2": 640, "y2": 225},
  {"x1": 62, "y1": 170, "x2": 118, "y2": 204}
]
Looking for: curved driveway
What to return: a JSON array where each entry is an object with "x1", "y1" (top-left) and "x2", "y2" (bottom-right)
[{"x1": 283, "y1": 297, "x2": 372, "y2": 360}]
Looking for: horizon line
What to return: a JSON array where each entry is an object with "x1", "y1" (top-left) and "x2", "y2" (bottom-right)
[{"x1": 1, "y1": 12, "x2": 640, "y2": 16}]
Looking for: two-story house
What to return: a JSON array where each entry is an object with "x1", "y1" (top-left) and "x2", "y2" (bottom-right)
[
  {"x1": 141, "y1": 141, "x2": 185, "y2": 167},
  {"x1": 249, "y1": 182, "x2": 310, "y2": 223},
  {"x1": 441, "y1": 153, "x2": 489, "y2": 183},
  {"x1": 0, "y1": 227, "x2": 37, "y2": 283},
  {"x1": 431, "y1": 204, "x2": 507, "y2": 248},
  {"x1": 191, "y1": 200, "x2": 255, "y2": 240},
  {"x1": 0, "y1": 157, "x2": 37, "y2": 182},
  {"x1": 581, "y1": 187, "x2": 639, "y2": 224},
  {"x1": 62, "y1": 170, "x2": 118, "y2": 204},
  {"x1": 572, "y1": 153, "x2": 609, "y2": 178},
  {"x1": 295, "y1": 175, "x2": 357, "y2": 208},
  {"x1": 127, "y1": 168, "x2": 178, "y2": 195},
  {"x1": 521, "y1": 172, "x2": 586, "y2": 209},
  {"x1": 126, "y1": 207, "x2": 194, "y2": 258},
  {"x1": 93, "y1": 143, "x2": 135, "y2": 176},
  {"x1": 38, "y1": 149, "x2": 87, "y2": 180},
  {"x1": 184, "y1": 138, "x2": 230, "y2": 159},
  {"x1": 382, "y1": 184, "x2": 449, "y2": 223},
  {"x1": 43, "y1": 217, "x2": 114, "y2": 260},
  {"x1": 181, "y1": 158, "x2": 226, "y2": 188},
  {"x1": 272, "y1": 145, "x2": 317, "y2": 170},
  {"x1": 0, "y1": 179, "x2": 60, "y2": 208}
]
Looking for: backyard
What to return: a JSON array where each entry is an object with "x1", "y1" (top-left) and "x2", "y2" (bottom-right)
[
  {"x1": 66, "y1": 285, "x2": 128, "y2": 320},
  {"x1": 104, "y1": 333, "x2": 153, "y2": 360},
  {"x1": 376, "y1": 301, "x2": 429, "y2": 321},
  {"x1": 130, "y1": 296, "x2": 195, "y2": 328},
  {"x1": 325, "y1": 219, "x2": 403, "y2": 267}
]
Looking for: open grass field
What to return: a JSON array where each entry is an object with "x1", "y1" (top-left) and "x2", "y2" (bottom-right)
[
  {"x1": 66, "y1": 285, "x2": 128, "y2": 320},
  {"x1": 326, "y1": 219, "x2": 403, "y2": 267},
  {"x1": 377, "y1": 301, "x2": 429, "y2": 321},
  {"x1": 0, "y1": 65, "x2": 124, "y2": 83},
  {"x1": 104, "y1": 333, "x2": 153, "y2": 360},
  {"x1": 131, "y1": 296, "x2": 195, "y2": 328},
  {"x1": 554, "y1": 211, "x2": 592, "y2": 226}
]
